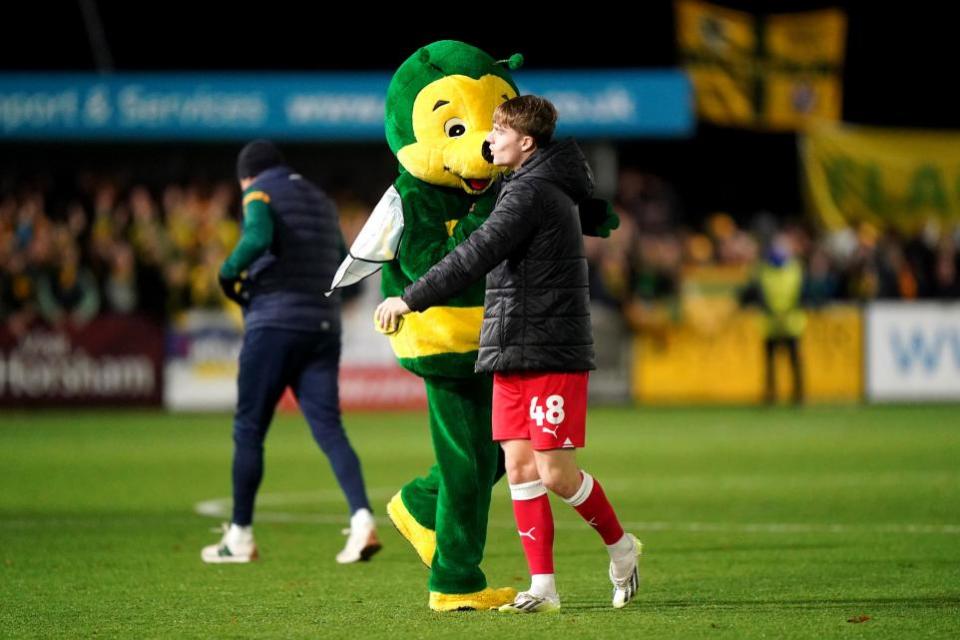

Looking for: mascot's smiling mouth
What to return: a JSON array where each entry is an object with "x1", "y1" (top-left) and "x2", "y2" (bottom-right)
[
  {"x1": 444, "y1": 166, "x2": 492, "y2": 193},
  {"x1": 464, "y1": 178, "x2": 491, "y2": 191}
]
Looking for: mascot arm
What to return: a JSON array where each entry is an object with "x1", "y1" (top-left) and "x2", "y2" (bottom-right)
[
  {"x1": 396, "y1": 189, "x2": 453, "y2": 281},
  {"x1": 578, "y1": 198, "x2": 620, "y2": 238},
  {"x1": 446, "y1": 205, "x2": 492, "y2": 246},
  {"x1": 396, "y1": 187, "x2": 491, "y2": 282}
]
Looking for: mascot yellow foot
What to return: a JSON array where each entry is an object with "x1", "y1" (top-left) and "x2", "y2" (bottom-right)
[
  {"x1": 429, "y1": 587, "x2": 518, "y2": 612},
  {"x1": 386, "y1": 491, "x2": 436, "y2": 568}
]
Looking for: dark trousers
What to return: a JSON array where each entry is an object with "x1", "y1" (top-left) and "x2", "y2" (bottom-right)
[
  {"x1": 764, "y1": 336, "x2": 804, "y2": 405},
  {"x1": 231, "y1": 327, "x2": 371, "y2": 525}
]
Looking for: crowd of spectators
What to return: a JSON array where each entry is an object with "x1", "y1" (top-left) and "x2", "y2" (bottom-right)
[{"x1": 3, "y1": 168, "x2": 958, "y2": 336}]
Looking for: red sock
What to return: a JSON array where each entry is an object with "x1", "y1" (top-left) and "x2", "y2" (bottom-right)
[
  {"x1": 564, "y1": 471, "x2": 625, "y2": 545},
  {"x1": 509, "y1": 479, "x2": 554, "y2": 575}
]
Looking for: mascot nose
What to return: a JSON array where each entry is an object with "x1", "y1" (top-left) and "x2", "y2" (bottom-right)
[{"x1": 481, "y1": 140, "x2": 493, "y2": 164}]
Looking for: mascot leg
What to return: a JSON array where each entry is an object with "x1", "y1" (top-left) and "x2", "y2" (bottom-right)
[
  {"x1": 387, "y1": 464, "x2": 440, "y2": 567},
  {"x1": 422, "y1": 375, "x2": 514, "y2": 610},
  {"x1": 400, "y1": 466, "x2": 439, "y2": 531},
  {"x1": 388, "y1": 380, "x2": 507, "y2": 571}
]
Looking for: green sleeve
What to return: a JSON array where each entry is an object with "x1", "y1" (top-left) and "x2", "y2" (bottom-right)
[{"x1": 220, "y1": 198, "x2": 274, "y2": 279}]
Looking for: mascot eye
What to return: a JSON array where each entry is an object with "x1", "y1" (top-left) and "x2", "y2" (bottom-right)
[{"x1": 444, "y1": 118, "x2": 467, "y2": 138}]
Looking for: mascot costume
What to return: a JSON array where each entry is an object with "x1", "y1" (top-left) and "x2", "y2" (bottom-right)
[{"x1": 329, "y1": 40, "x2": 617, "y2": 612}]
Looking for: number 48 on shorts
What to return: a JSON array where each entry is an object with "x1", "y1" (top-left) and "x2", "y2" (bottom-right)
[
  {"x1": 529, "y1": 395, "x2": 566, "y2": 427},
  {"x1": 492, "y1": 371, "x2": 589, "y2": 451}
]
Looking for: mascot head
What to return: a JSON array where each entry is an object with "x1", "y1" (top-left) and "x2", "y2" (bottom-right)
[{"x1": 386, "y1": 40, "x2": 524, "y2": 195}]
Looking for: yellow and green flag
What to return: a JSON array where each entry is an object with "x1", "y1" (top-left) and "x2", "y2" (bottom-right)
[
  {"x1": 801, "y1": 122, "x2": 960, "y2": 232},
  {"x1": 676, "y1": 1, "x2": 846, "y2": 130}
]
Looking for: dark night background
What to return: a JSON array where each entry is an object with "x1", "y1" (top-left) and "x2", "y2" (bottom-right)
[{"x1": 2, "y1": 1, "x2": 955, "y2": 223}]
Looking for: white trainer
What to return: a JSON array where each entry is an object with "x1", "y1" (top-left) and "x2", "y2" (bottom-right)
[
  {"x1": 201, "y1": 523, "x2": 258, "y2": 564},
  {"x1": 498, "y1": 591, "x2": 561, "y2": 614},
  {"x1": 610, "y1": 533, "x2": 642, "y2": 608},
  {"x1": 336, "y1": 508, "x2": 382, "y2": 564}
]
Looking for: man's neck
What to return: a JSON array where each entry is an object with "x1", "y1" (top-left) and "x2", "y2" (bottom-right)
[{"x1": 509, "y1": 148, "x2": 537, "y2": 172}]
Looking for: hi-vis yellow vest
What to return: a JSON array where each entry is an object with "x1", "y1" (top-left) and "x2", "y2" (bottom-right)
[{"x1": 759, "y1": 259, "x2": 807, "y2": 338}]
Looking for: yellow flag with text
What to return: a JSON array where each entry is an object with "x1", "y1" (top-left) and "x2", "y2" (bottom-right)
[{"x1": 801, "y1": 123, "x2": 960, "y2": 232}]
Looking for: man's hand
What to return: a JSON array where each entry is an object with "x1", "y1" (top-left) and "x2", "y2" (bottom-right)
[
  {"x1": 375, "y1": 296, "x2": 411, "y2": 334},
  {"x1": 218, "y1": 274, "x2": 250, "y2": 307}
]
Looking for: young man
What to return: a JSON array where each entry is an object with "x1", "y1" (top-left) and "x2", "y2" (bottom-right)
[
  {"x1": 203, "y1": 140, "x2": 380, "y2": 565},
  {"x1": 376, "y1": 96, "x2": 641, "y2": 613}
]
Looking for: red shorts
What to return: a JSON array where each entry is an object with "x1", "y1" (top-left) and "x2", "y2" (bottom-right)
[{"x1": 492, "y1": 371, "x2": 589, "y2": 450}]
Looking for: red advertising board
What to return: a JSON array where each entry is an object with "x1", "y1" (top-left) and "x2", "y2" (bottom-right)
[{"x1": 0, "y1": 315, "x2": 164, "y2": 407}]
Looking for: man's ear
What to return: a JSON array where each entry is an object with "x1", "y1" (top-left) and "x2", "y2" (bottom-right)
[{"x1": 521, "y1": 135, "x2": 535, "y2": 152}]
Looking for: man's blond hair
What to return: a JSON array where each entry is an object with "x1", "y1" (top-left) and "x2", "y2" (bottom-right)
[{"x1": 493, "y1": 95, "x2": 558, "y2": 148}]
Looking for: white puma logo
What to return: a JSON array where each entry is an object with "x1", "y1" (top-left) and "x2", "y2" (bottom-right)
[
  {"x1": 518, "y1": 526, "x2": 537, "y2": 541},
  {"x1": 541, "y1": 425, "x2": 559, "y2": 438}
]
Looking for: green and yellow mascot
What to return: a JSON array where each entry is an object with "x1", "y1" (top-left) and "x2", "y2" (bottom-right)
[
  {"x1": 382, "y1": 40, "x2": 519, "y2": 612},
  {"x1": 329, "y1": 39, "x2": 616, "y2": 611},
  {"x1": 331, "y1": 40, "x2": 520, "y2": 611}
]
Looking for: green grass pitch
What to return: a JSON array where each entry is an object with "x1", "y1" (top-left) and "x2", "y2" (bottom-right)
[{"x1": 1, "y1": 405, "x2": 958, "y2": 638}]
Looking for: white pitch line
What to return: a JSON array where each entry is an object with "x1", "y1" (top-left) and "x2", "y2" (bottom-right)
[{"x1": 192, "y1": 490, "x2": 960, "y2": 536}]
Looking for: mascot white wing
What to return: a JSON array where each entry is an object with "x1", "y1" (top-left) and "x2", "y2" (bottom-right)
[{"x1": 326, "y1": 185, "x2": 404, "y2": 295}]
